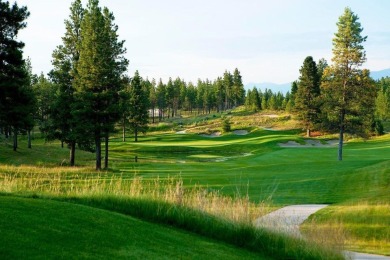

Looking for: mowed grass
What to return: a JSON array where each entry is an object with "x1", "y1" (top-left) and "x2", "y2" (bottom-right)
[
  {"x1": 0, "y1": 196, "x2": 270, "y2": 260},
  {"x1": 109, "y1": 129, "x2": 390, "y2": 205}
]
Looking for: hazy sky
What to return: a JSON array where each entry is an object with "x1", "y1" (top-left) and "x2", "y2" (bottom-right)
[{"x1": 16, "y1": 0, "x2": 390, "y2": 84}]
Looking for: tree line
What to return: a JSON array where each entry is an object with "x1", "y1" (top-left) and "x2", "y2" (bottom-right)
[
  {"x1": 0, "y1": 0, "x2": 246, "y2": 169},
  {"x1": 0, "y1": 2, "x2": 388, "y2": 165}
]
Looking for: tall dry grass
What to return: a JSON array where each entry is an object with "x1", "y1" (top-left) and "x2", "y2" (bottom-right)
[{"x1": 0, "y1": 165, "x2": 269, "y2": 224}]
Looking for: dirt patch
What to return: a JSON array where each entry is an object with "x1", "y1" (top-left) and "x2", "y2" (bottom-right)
[
  {"x1": 278, "y1": 139, "x2": 339, "y2": 148},
  {"x1": 233, "y1": 130, "x2": 249, "y2": 135}
]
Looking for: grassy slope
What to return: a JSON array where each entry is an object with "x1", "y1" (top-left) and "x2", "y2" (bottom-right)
[{"x1": 0, "y1": 196, "x2": 267, "y2": 259}]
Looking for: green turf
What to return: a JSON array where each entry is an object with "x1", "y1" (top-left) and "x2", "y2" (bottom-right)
[
  {"x1": 0, "y1": 196, "x2": 268, "y2": 259},
  {"x1": 107, "y1": 130, "x2": 390, "y2": 205}
]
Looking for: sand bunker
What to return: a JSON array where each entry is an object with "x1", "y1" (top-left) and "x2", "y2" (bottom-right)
[
  {"x1": 262, "y1": 127, "x2": 279, "y2": 131},
  {"x1": 199, "y1": 132, "x2": 221, "y2": 138},
  {"x1": 264, "y1": 114, "x2": 279, "y2": 118},
  {"x1": 278, "y1": 139, "x2": 339, "y2": 148},
  {"x1": 176, "y1": 130, "x2": 186, "y2": 134},
  {"x1": 233, "y1": 130, "x2": 249, "y2": 135}
]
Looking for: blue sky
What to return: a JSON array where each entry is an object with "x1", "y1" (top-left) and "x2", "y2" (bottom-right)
[{"x1": 17, "y1": 0, "x2": 390, "y2": 84}]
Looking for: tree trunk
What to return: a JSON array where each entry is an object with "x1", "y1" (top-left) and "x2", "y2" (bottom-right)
[
  {"x1": 13, "y1": 129, "x2": 17, "y2": 151},
  {"x1": 27, "y1": 130, "x2": 32, "y2": 148},
  {"x1": 307, "y1": 128, "x2": 311, "y2": 138},
  {"x1": 61, "y1": 140, "x2": 64, "y2": 148},
  {"x1": 152, "y1": 106, "x2": 155, "y2": 123},
  {"x1": 338, "y1": 111, "x2": 345, "y2": 161},
  {"x1": 104, "y1": 132, "x2": 109, "y2": 169},
  {"x1": 70, "y1": 141, "x2": 76, "y2": 166},
  {"x1": 95, "y1": 135, "x2": 102, "y2": 170},
  {"x1": 122, "y1": 117, "x2": 126, "y2": 142},
  {"x1": 134, "y1": 126, "x2": 138, "y2": 142}
]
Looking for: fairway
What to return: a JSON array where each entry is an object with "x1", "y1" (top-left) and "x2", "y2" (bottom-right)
[{"x1": 109, "y1": 130, "x2": 390, "y2": 205}]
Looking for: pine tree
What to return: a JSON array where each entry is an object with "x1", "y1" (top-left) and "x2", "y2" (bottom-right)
[
  {"x1": 222, "y1": 71, "x2": 233, "y2": 110},
  {"x1": 75, "y1": 0, "x2": 128, "y2": 170},
  {"x1": 232, "y1": 68, "x2": 245, "y2": 107},
  {"x1": 33, "y1": 73, "x2": 57, "y2": 138},
  {"x1": 49, "y1": 0, "x2": 84, "y2": 166},
  {"x1": 156, "y1": 79, "x2": 167, "y2": 120},
  {"x1": 128, "y1": 71, "x2": 149, "y2": 142},
  {"x1": 0, "y1": 1, "x2": 34, "y2": 151},
  {"x1": 295, "y1": 56, "x2": 320, "y2": 137},
  {"x1": 149, "y1": 79, "x2": 157, "y2": 123},
  {"x1": 321, "y1": 8, "x2": 376, "y2": 161},
  {"x1": 186, "y1": 82, "x2": 196, "y2": 114}
]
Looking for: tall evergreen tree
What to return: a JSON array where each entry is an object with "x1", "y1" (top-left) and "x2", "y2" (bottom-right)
[
  {"x1": 232, "y1": 68, "x2": 245, "y2": 107},
  {"x1": 185, "y1": 82, "x2": 196, "y2": 113},
  {"x1": 49, "y1": 0, "x2": 84, "y2": 166},
  {"x1": 222, "y1": 71, "x2": 233, "y2": 110},
  {"x1": 75, "y1": 0, "x2": 128, "y2": 170},
  {"x1": 295, "y1": 56, "x2": 320, "y2": 137},
  {"x1": 321, "y1": 7, "x2": 376, "y2": 161},
  {"x1": 156, "y1": 79, "x2": 167, "y2": 120},
  {"x1": 149, "y1": 78, "x2": 157, "y2": 123},
  {"x1": 128, "y1": 71, "x2": 149, "y2": 142},
  {"x1": 33, "y1": 73, "x2": 57, "y2": 138},
  {"x1": 0, "y1": 0, "x2": 33, "y2": 151}
]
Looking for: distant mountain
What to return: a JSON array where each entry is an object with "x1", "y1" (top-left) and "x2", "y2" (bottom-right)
[
  {"x1": 244, "y1": 82, "x2": 292, "y2": 95},
  {"x1": 245, "y1": 69, "x2": 390, "y2": 95},
  {"x1": 371, "y1": 68, "x2": 390, "y2": 80}
]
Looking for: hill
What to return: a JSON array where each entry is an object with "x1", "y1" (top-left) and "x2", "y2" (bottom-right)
[
  {"x1": 371, "y1": 68, "x2": 390, "y2": 80},
  {"x1": 245, "y1": 68, "x2": 390, "y2": 95},
  {"x1": 244, "y1": 82, "x2": 291, "y2": 94}
]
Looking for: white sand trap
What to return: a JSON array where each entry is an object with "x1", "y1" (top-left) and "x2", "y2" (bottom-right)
[
  {"x1": 346, "y1": 252, "x2": 390, "y2": 260},
  {"x1": 278, "y1": 139, "x2": 339, "y2": 148},
  {"x1": 200, "y1": 132, "x2": 221, "y2": 138},
  {"x1": 233, "y1": 130, "x2": 249, "y2": 135},
  {"x1": 254, "y1": 204, "x2": 328, "y2": 237},
  {"x1": 264, "y1": 114, "x2": 279, "y2": 118},
  {"x1": 262, "y1": 127, "x2": 278, "y2": 131},
  {"x1": 176, "y1": 130, "x2": 186, "y2": 134}
]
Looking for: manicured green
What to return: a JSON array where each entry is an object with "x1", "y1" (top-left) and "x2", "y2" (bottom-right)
[{"x1": 0, "y1": 196, "x2": 269, "y2": 259}]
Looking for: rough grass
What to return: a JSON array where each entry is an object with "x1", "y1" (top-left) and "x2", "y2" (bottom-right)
[{"x1": 302, "y1": 202, "x2": 390, "y2": 256}]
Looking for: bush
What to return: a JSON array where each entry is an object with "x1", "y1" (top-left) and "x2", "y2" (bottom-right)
[
  {"x1": 372, "y1": 119, "x2": 385, "y2": 136},
  {"x1": 222, "y1": 118, "x2": 231, "y2": 133}
]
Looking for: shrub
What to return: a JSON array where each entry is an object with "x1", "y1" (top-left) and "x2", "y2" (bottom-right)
[{"x1": 222, "y1": 118, "x2": 231, "y2": 133}]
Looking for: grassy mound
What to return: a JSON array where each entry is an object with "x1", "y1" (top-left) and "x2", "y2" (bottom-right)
[{"x1": 0, "y1": 196, "x2": 269, "y2": 259}]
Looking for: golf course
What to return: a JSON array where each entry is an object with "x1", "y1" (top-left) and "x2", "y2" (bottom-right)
[{"x1": 1, "y1": 110, "x2": 389, "y2": 259}]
